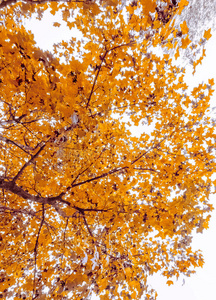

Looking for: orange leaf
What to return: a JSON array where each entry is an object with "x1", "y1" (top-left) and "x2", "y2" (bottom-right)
[
  {"x1": 204, "y1": 28, "x2": 212, "y2": 40},
  {"x1": 166, "y1": 280, "x2": 174, "y2": 286},
  {"x1": 181, "y1": 36, "x2": 191, "y2": 49},
  {"x1": 53, "y1": 22, "x2": 61, "y2": 27},
  {"x1": 208, "y1": 78, "x2": 214, "y2": 86},
  {"x1": 180, "y1": 21, "x2": 189, "y2": 35}
]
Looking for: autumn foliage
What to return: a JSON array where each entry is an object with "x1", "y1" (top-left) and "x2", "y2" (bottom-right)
[{"x1": 0, "y1": 0, "x2": 215, "y2": 299}]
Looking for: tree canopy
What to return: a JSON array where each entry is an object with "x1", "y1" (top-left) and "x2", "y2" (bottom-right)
[{"x1": 0, "y1": 0, "x2": 215, "y2": 299}]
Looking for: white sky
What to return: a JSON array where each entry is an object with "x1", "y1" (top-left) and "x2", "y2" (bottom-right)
[{"x1": 24, "y1": 9, "x2": 216, "y2": 300}]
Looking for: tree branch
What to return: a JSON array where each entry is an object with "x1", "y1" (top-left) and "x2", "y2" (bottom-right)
[
  {"x1": 86, "y1": 42, "x2": 135, "y2": 108},
  {"x1": 12, "y1": 143, "x2": 46, "y2": 183},
  {"x1": 0, "y1": 134, "x2": 31, "y2": 155},
  {"x1": 69, "y1": 136, "x2": 166, "y2": 188},
  {"x1": 58, "y1": 147, "x2": 107, "y2": 198},
  {"x1": 71, "y1": 166, "x2": 127, "y2": 188},
  {"x1": 86, "y1": 50, "x2": 108, "y2": 108},
  {"x1": 0, "y1": 133, "x2": 170, "y2": 214},
  {"x1": 82, "y1": 213, "x2": 94, "y2": 237},
  {"x1": 0, "y1": 178, "x2": 70, "y2": 205},
  {"x1": 73, "y1": 205, "x2": 109, "y2": 213},
  {"x1": 133, "y1": 167, "x2": 158, "y2": 173},
  {"x1": 0, "y1": 205, "x2": 55, "y2": 230},
  {"x1": 32, "y1": 204, "x2": 45, "y2": 300}
]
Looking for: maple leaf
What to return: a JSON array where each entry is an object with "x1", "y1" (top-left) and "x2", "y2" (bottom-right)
[
  {"x1": 204, "y1": 28, "x2": 212, "y2": 40},
  {"x1": 180, "y1": 20, "x2": 189, "y2": 35},
  {"x1": 208, "y1": 78, "x2": 214, "y2": 86},
  {"x1": 181, "y1": 36, "x2": 191, "y2": 49}
]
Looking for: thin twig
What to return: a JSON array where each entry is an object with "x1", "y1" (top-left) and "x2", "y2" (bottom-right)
[
  {"x1": 71, "y1": 166, "x2": 127, "y2": 188},
  {"x1": 60, "y1": 217, "x2": 69, "y2": 263},
  {"x1": 58, "y1": 147, "x2": 107, "y2": 197},
  {"x1": 86, "y1": 42, "x2": 135, "y2": 108},
  {"x1": 32, "y1": 204, "x2": 45, "y2": 300},
  {"x1": 12, "y1": 143, "x2": 46, "y2": 183},
  {"x1": 82, "y1": 214, "x2": 94, "y2": 237},
  {"x1": 74, "y1": 206, "x2": 110, "y2": 212},
  {"x1": 86, "y1": 50, "x2": 108, "y2": 108},
  {"x1": 0, "y1": 205, "x2": 55, "y2": 231},
  {"x1": 0, "y1": 134, "x2": 31, "y2": 155}
]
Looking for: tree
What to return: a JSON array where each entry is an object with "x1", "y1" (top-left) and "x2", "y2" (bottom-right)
[{"x1": 0, "y1": 0, "x2": 215, "y2": 299}]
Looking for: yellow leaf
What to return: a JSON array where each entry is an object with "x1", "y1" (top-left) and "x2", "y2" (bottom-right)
[
  {"x1": 180, "y1": 21, "x2": 189, "y2": 35},
  {"x1": 178, "y1": 0, "x2": 189, "y2": 9},
  {"x1": 62, "y1": 9, "x2": 70, "y2": 21},
  {"x1": 208, "y1": 78, "x2": 214, "y2": 86},
  {"x1": 77, "y1": 129, "x2": 86, "y2": 137},
  {"x1": 91, "y1": 3, "x2": 101, "y2": 16},
  {"x1": 125, "y1": 267, "x2": 132, "y2": 276},
  {"x1": 181, "y1": 36, "x2": 191, "y2": 49},
  {"x1": 53, "y1": 22, "x2": 61, "y2": 27},
  {"x1": 174, "y1": 47, "x2": 180, "y2": 60},
  {"x1": 166, "y1": 280, "x2": 174, "y2": 286},
  {"x1": 204, "y1": 28, "x2": 212, "y2": 40}
]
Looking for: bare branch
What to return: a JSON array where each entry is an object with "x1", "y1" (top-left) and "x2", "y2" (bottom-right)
[{"x1": 32, "y1": 204, "x2": 45, "y2": 299}]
